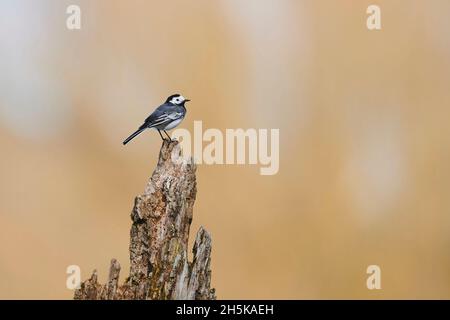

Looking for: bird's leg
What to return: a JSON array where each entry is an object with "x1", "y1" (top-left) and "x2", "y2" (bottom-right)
[
  {"x1": 163, "y1": 130, "x2": 172, "y2": 142},
  {"x1": 157, "y1": 129, "x2": 166, "y2": 141}
]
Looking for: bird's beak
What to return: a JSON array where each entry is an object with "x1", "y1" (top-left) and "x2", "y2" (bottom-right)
[{"x1": 185, "y1": 99, "x2": 191, "y2": 102}]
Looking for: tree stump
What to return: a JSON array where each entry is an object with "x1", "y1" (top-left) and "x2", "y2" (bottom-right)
[{"x1": 74, "y1": 140, "x2": 215, "y2": 300}]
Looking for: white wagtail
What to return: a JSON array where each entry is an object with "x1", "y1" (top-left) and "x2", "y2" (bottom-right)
[{"x1": 123, "y1": 94, "x2": 190, "y2": 145}]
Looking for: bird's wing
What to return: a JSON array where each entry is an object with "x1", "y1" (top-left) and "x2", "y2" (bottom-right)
[{"x1": 142, "y1": 104, "x2": 184, "y2": 128}]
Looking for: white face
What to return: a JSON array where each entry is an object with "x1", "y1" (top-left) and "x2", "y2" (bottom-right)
[{"x1": 170, "y1": 95, "x2": 186, "y2": 105}]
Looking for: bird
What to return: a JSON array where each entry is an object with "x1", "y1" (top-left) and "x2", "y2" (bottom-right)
[{"x1": 123, "y1": 94, "x2": 190, "y2": 145}]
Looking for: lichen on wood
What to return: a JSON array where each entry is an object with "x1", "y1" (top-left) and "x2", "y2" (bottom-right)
[{"x1": 74, "y1": 140, "x2": 215, "y2": 300}]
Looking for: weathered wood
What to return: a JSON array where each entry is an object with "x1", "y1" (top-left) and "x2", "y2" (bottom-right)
[{"x1": 74, "y1": 140, "x2": 215, "y2": 300}]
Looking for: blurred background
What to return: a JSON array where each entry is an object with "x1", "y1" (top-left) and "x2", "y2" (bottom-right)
[{"x1": 1, "y1": 0, "x2": 450, "y2": 299}]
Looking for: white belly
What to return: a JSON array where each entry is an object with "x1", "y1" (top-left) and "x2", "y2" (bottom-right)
[{"x1": 163, "y1": 118, "x2": 183, "y2": 130}]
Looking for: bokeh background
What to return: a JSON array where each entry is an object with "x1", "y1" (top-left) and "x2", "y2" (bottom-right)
[{"x1": 1, "y1": 0, "x2": 450, "y2": 299}]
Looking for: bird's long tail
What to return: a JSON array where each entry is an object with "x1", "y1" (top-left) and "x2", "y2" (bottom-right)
[{"x1": 123, "y1": 127, "x2": 146, "y2": 145}]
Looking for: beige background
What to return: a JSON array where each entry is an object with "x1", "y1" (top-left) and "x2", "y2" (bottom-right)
[{"x1": 1, "y1": 0, "x2": 450, "y2": 299}]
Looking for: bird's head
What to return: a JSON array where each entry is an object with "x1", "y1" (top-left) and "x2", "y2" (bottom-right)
[{"x1": 166, "y1": 94, "x2": 190, "y2": 106}]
